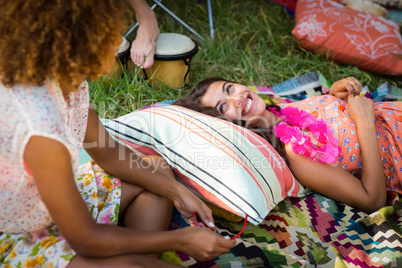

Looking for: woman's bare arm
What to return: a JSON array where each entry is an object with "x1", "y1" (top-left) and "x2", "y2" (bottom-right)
[
  {"x1": 346, "y1": 95, "x2": 386, "y2": 208},
  {"x1": 286, "y1": 149, "x2": 386, "y2": 213},
  {"x1": 286, "y1": 96, "x2": 386, "y2": 213},
  {"x1": 24, "y1": 136, "x2": 235, "y2": 259}
]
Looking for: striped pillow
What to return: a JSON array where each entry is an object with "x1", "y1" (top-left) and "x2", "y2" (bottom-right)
[{"x1": 104, "y1": 105, "x2": 307, "y2": 225}]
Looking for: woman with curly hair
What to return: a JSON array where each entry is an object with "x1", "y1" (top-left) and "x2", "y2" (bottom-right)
[
  {"x1": 0, "y1": 1, "x2": 235, "y2": 267},
  {"x1": 175, "y1": 76, "x2": 402, "y2": 214}
]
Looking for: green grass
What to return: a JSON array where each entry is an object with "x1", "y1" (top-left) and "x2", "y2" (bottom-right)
[{"x1": 89, "y1": 0, "x2": 402, "y2": 119}]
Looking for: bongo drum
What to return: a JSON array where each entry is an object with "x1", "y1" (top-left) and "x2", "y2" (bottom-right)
[
  {"x1": 110, "y1": 36, "x2": 132, "y2": 78},
  {"x1": 342, "y1": 0, "x2": 388, "y2": 17},
  {"x1": 143, "y1": 33, "x2": 198, "y2": 89}
]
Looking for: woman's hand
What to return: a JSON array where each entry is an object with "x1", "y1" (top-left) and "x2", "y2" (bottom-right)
[
  {"x1": 329, "y1": 77, "x2": 362, "y2": 99},
  {"x1": 173, "y1": 184, "x2": 216, "y2": 229},
  {"x1": 347, "y1": 95, "x2": 375, "y2": 126},
  {"x1": 178, "y1": 227, "x2": 236, "y2": 261}
]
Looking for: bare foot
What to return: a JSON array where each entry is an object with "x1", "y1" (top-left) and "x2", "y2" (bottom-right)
[{"x1": 130, "y1": 9, "x2": 159, "y2": 69}]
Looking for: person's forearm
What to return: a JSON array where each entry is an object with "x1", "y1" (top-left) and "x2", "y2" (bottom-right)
[
  {"x1": 72, "y1": 222, "x2": 185, "y2": 257},
  {"x1": 356, "y1": 122, "x2": 386, "y2": 209}
]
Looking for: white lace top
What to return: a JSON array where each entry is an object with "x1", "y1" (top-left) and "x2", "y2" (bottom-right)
[{"x1": 0, "y1": 81, "x2": 89, "y2": 233}]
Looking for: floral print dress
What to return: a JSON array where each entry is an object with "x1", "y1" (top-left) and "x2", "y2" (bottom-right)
[
  {"x1": 0, "y1": 162, "x2": 121, "y2": 268},
  {"x1": 282, "y1": 95, "x2": 402, "y2": 194},
  {"x1": 0, "y1": 82, "x2": 121, "y2": 267}
]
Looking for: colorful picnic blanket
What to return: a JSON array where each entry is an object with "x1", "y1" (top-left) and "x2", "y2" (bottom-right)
[{"x1": 162, "y1": 192, "x2": 402, "y2": 267}]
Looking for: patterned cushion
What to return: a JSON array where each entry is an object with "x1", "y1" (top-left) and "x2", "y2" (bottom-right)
[
  {"x1": 103, "y1": 105, "x2": 307, "y2": 225},
  {"x1": 292, "y1": 0, "x2": 402, "y2": 75}
]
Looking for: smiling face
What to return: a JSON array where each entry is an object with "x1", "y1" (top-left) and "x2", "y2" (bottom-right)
[{"x1": 200, "y1": 81, "x2": 282, "y2": 128}]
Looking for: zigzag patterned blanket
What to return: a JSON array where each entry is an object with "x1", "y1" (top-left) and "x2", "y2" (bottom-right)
[{"x1": 162, "y1": 192, "x2": 402, "y2": 267}]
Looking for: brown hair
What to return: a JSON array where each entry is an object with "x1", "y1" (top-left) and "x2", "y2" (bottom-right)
[
  {"x1": 183, "y1": 77, "x2": 231, "y2": 104},
  {"x1": 174, "y1": 77, "x2": 288, "y2": 162},
  {"x1": 0, "y1": 0, "x2": 131, "y2": 93}
]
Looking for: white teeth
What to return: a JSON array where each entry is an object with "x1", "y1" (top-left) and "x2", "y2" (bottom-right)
[{"x1": 244, "y1": 97, "x2": 252, "y2": 115}]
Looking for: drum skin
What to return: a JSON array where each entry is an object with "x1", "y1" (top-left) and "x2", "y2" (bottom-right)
[
  {"x1": 142, "y1": 33, "x2": 198, "y2": 89},
  {"x1": 94, "y1": 33, "x2": 198, "y2": 89}
]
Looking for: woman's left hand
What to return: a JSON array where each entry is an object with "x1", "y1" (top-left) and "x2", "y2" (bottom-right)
[
  {"x1": 172, "y1": 184, "x2": 216, "y2": 229},
  {"x1": 347, "y1": 94, "x2": 375, "y2": 126},
  {"x1": 329, "y1": 77, "x2": 362, "y2": 99}
]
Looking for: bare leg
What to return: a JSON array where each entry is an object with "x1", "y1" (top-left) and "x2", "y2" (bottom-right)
[
  {"x1": 122, "y1": 155, "x2": 175, "y2": 259},
  {"x1": 119, "y1": 155, "x2": 174, "y2": 232},
  {"x1": 120, "y1": 156, "x2": 174, "y2": 258},
  {"x1": 121, "y1": 186, "x2": 173, "y2": 231},
  {"x1": 68, "y1": 156, "x2": 178, "y2": 267}
]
